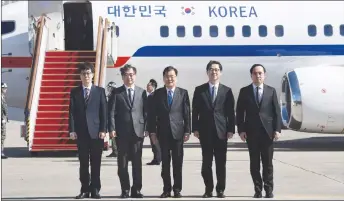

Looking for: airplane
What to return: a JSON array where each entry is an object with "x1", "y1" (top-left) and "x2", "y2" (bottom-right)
[{"x1": 1, "y1": 0, "x2": 344, "y2": 134}]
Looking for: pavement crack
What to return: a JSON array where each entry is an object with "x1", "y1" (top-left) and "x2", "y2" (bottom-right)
[{"x1": 273, "y1": 158, "x2": 344, "y2": 185}]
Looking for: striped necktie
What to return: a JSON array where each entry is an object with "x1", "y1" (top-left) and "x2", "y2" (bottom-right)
[{"x1": 84, "y1": 88, "x2": 90, "y2": 105}]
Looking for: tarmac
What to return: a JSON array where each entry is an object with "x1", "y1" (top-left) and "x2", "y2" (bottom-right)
[{"x1": 1, "y1": 107, "x2": 344, "y2": 200}]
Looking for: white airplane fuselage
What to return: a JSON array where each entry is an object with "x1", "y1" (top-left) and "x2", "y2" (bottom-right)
[{"x1": 2, "y1": 1, "x2": 344, "y2": 133}]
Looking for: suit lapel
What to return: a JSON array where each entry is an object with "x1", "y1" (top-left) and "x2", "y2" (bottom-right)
[
  {"x1": 77, "y1": 86, "x2": 86, "y2": 109},
  {"x1": 259, "y1": 85, "x2": 269, "y2": 109},
  {"x1": 213, "y1": 84, "x2": 224, "y2": 107},
  {"x1": 249, "y1": 85, "x2": 260, "y2": 109},
  {"x1": 132, "y1": 86, "x2": 140, "y2": 108},
  {"x1": 86, "y1": 85, "x2": 95, "y2": 107},
  {"x1": 162, "y1": 87, "x2": 169, "y2": 110},
  {"x1": 205, "y1": 84, "x2": 214, "y2": 108},
  {"x1": 170, "y1": 87, "x2": 180, "y2": 110},
  {"x1": 121, "y1": 85, "x2": 132, "y2": 108}
]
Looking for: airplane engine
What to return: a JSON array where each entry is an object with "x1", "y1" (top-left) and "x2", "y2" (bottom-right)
[{"x1": 280, "y1": 66, "x2": 344, "y2": 134}]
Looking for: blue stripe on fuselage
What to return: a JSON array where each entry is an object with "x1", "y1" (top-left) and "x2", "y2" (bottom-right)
[{"x1": 132, "y1": 45, "x2": 344, "y2": 57}]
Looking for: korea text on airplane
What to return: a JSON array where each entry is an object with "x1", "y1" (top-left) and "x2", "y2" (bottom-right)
[{"x1": 209, "y1": 6, "x2": 258, "y2": 17}]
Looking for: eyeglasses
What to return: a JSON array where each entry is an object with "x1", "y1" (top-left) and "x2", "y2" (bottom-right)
[
  {"x1": 208, "y1": 68, "x2": 221, "y2": 72},
  {"x1": 81, "y1": 72, "x2": 93, "y2": 76},
  {"x1": 124, "y1": 73, "x2": 136, "y2": 77}
]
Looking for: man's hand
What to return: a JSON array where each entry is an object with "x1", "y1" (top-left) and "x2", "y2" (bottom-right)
[
  {"x1": 99, "y1": 132, "x2": 106, "y2": 139},
  {"x1": 150, "y1": 133, "x2": 158, "y2": 144},
  {"x1": 109, "y1": 131, "x2": 116, "y2": 138},
  {"x1": 227, "y1": 132, "x2": 234, "y2": 139},
  {"x1": 70, "y1": 132, "x2": 77, "y2": 140},
  {"x1": 193, "y1": 131, "x2": 200, "y2": 139},
  {"x1": 239, "y1": 132, "x2": 247, "y2": 142},
  {"x1": 184, "y1": 134, "x2": 190, "y2": 142},
  {"x1": 144, "y1": 131, "x2": 149, "y2": 137},
  {"x1": 273, "y1": 132, "x2": 280, "y2": 141}
]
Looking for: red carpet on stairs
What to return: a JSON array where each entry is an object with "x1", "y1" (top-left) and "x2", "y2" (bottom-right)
[{"x1": 32, "y1": 51, "x2": 102, "y2": 151}]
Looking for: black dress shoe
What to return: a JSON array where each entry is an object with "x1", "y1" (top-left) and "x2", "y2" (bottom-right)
[
  {"x1": 217, "y1": 191, "x2": 225, "y2": 198},
  {"x1": 120, "y1": 190, "x2": 129, "y2": 198},
  {"x1": 265, "y1": 192, "x2": 274, "y2": 198},
  {"x1": 1, "y1": 154, "x2": 8, "y2": 159},
  {"x1": 91, "y1": 189, "x2": 101, "y2": 199},
  {"x1": 131, "y1": 190, "x2": 144, "y2": 198},
  {"x1": 160, "y1": 192, "x2": 171, "y2": 198},
  {"x1": 253, "y1": 192, "x2": 262, "y2": 198},
  {"x1": 75, "y1": 192, "x2": 89, "y2": 199},
  {"x1": 202, "y1": 192, "x2": 213, "y2": 198},
  {"x1": 146, "y1": 160, "x2": 160, "y2": 165},
  {"x1": 173, "y1": 191, "x2": 182, "y2": 198}
]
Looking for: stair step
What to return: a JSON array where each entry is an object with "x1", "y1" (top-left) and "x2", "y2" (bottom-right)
[
  {"x1": 38, "y1": 105, "x2": 69, "y2": 111},
  {"x1": 45, "y1": 51, "x2": 96, "y2": 57},
  {"x1": 45, "y1": 57, "x2": 96, "y2": 63},
  {"x1": 37, "y1": 111, "x2": 68, "y2": 118},
  {"x1": 44, "y1": 63, "x2": 87, "y2": 69},
  {"x1": 43, "y1": 68, "x2": 79, "y2": 74},
  {"x1": 33, "y1": 138, "x2": 74, "y2": 145},
  {"x1": 34, "y1": 131, "x2": 70, "y2": 138},
  {"x1": 41, "y1": 80, "x2": 81, "y2": 87},
  {"x1": 40, "y1": 93, "x2": 70, "y2": 99},
  {"x1": 31, "y1": 145, "x2": 77, "y2": 151},
  {"x1": 40, "y1": 86, "x2": 75, "y2": 93},
  {"x1": 36, "y1": 118, "x2": 69, "y2": 125},
  {"x1": 38, "y1": 99, "x2": 70, "y2": 105},
  {"x1": 42, "y1": 74, "x2": 80, "y2": 80},
  {"x1": 35, "y1": 125, "x2": 69, "y2": 131}
]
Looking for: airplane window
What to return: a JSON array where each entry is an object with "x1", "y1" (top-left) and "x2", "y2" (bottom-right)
[
  {"x1": 242, "y1": 25, "x2": 251, "y2": 37},
  {"x1": 115, "y1": 26, "x2": 119, "y2": 37},
  {"x1": 160, "y1": 26, "x2": 169, "y2": 38},
  {"x1": 193, "y1": 25, "x2": 202, "y2": 37},
  {"x1": 176, "y1": 26, "x2": 185, "y2": 37},
  {"x1": 1, "y1": 21, "x2": 15, "y2": 35},
  {"x1": 308, "y1": 25, "x2": 317, "y2": 37},
  {"x1": 226, "y1": 26, "x2": 235, "y2": 37},
  {"x1": 209, "y1": 25, "x2": 218, "y2": 37},
  {"x1": 275, "y1": 25, "x2": 284, "y2": 37},
  {"x1": 324, "y1": 24, "x2": 333, "y2": 36},
  {"x1": 259, "y1": 25, "x2": 267, "y2": 37},
  {"x1": 339, "y1": 24, "x2": 344, "y2": 36}
]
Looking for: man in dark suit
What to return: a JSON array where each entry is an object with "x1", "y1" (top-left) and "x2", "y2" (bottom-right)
[
  {"x1": 192, "y1": 60, "x2": 235, "y2": 198},
  {"x1": 148, "y1": 66, "x2": 191, "y2": 198},
  {"x1": 145, "y1": 79, "x2": 162, "y2": 165},
  {"x1": 236, "y1": 64, "x2": 281, "y2": 199},
  {"x1": 69, "y1": 62, "x2": 107, "y2": 199},
  {"x1": 108, "y1": 64, "x2": 148, "y2": 198}
]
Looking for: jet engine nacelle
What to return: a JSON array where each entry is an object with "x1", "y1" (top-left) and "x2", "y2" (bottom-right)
[{"x1": 280, "y1": 66, "x2": 344, "y2": 134}]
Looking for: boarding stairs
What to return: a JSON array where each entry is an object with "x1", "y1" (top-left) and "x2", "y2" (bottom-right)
[{"x1": 22, "y1": 16, "x2": 116, "y2": 155}]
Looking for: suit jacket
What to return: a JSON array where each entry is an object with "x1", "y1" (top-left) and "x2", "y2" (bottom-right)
[
  {"x1": 236, "y1": 84, "x2": 282, "y2": 138},
  {"x1": 192, "y1": 83, "x2": 235, "y2": 140},
  {"x1": 148, "y1": 87, "x2": 191, "y2": 140},
  {"x1": 108, "y1": 85, "x2": 147, "y2": 138},
  {"x1": 69, "y1": 85, "x2": 107, "y2": 139}
]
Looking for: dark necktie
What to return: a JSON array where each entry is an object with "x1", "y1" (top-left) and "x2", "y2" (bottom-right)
[
  {"x1": 211, "y1": 86, "x2": 216, "y2": 103},
  {"x1": 128, "y1": 88, "x2": 133, "y2": 106},
  {"x1": 256, "y1": 86, "x2": 260, "y2": 105},
  {"x1": 168, "y1": 90, "x2": 173, "y2": 106},
  {"x1": 84, "y1": 88, "x2": 90, "y2": 105}
]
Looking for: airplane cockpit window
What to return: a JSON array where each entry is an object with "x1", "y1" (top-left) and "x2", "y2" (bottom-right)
[
  {"x1": 177, "y1": 26, "x2": 185, "y2": 37},
  {"x1": 209, "y1": 25, "x2": 218, "y2": 37},
  {"x1": 308, "y1": 25, "x2": 317, "y2": 37},
  {"x1": 1, "y1": 21, "x2": 15, "y2": 35},
  {"x1": 160, "y1": 26, "x2": 169, "y2": 37},
  {"x1": 193, "y1": 26, "x2": 202, "y2": 37},
  {"x1": 115, "y1": 26, "x2": 119, "y2": 37},
  {"x1": 275, "y1": 25, "x2": 284, "y2": 37},
  {"x1": 324, "y1": 24, "x2": 333, "y2": 36},
  {"x1": 339, "y1": 24, "x2": 344, "y2": 36},
  {"x1": 226, "y1": 26, "x2": 235, "y2": 37},
  {"x1": 259, "y1": 25, "x2": 267, "y2": 37},
  {"x1": 242, "y1": 25, "x2": 251, "y2": 37}
]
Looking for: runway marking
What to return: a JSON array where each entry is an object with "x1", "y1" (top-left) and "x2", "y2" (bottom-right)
[{"x1": 274, "y1": 158, "x2": 344, "y2": 185}]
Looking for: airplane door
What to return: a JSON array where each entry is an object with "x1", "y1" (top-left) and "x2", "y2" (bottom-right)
[{"x1": 63, "y1": 2, "x2": 94, "y2": 50}]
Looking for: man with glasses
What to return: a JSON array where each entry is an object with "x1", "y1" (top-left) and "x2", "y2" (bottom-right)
[
  {"x1": 148, "y1": 66, "x2": 191, "y2": 198},
  {"x1": 192, "y1": 60, "x2": 236, "y2": 198},
  {"x1": 108, "y1": 64, "x2": 148, "y2": 198},
  {"x1": 68, "y1": 62, "x2": 107, "y2": 199},
  {"x1": 236, "y1": 64, "x2": 281, "y2": 198}
]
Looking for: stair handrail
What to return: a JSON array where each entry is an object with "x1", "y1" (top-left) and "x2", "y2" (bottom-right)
[
  {"x1": 24, "y1": 16, "x2": 46, "y2": 120},
  {"x1": 98, "y1": 18, "x2": 110, "y2": 87},
  {"x1": 94, "y1": 16, "x2": 104, "y2": 86}
]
